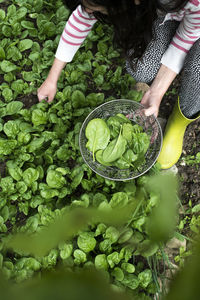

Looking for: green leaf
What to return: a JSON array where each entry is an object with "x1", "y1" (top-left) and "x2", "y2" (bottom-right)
[
  {"x1": 121, "y1": 262, "x2": 135, "y2": 273},
  {"x1": 40, "y1": 188, "x2": 59, "y2": 199},
  {"x1": 0, "y1": 176, "x2": 15, "y2": 194},
  {"x1": 132, "y1": 132, "x2": 150, "y2": 155},
  {"x1": 0, "y1": 60, "x2": 17, "y2": 72},
  {"x1": 135, "y1": 240, "x2": 159, "y2": 257},
  {"x1": 104, "y1": 226, "x2": 120, "y2": 244},
  {"x1": 59, "y1": 243, "x2": 73, "y2": 260},
  {"x1": 18, "y1": 132, "x2": 31, "y2": 144},
  {"x1": 2, "y1": 25, "x2": 12, "y2": 37},
  {"x1": 7, "y1": 4, "x2": 16, "y2": 17},
  {"x1": 4, "y1": 120, "x2": 20, "y2": 137},
  {"x1": 73, "y1": 249, "x2": 87, "y2": 265},
  {"x1": 122, "y1": 274, "x2": 139, "y2": 290},
  {"x1": 97, "y1": 40, "x2": 108, "y2": 55},
  {"x1": 6, "y1": 101, "x2": 23, "y2": 115},
  {"x1": 43, "y1": 22, "x2": 56, "y2": 37},
  {"x1": 77, "y1": 59, "x2": 92, "y2": 72},
  {"x1": 118, "y1": 228, "x2": 133, "y2": 244},
  {"x1": 102, "y1": 127, "x2": 127, "y2": 163},
  {"x1": 0, "y1": 47, "x2": 5, "y2": 60},
  {"x1": 95, "y1": 254, "x2": 108, "y2": 270},
  {"x1": 71, "y1": 90, "x2": 86, "y2": 108},
  {"x1": 0, "y1": 138, "x2": 17, "y2": 155},
  {"x1": 21, "y1": 20, "x2": 35, "y2": 29},
  {"x1": 77, "y1": 232, "x2": 96, "y2": 253},
  {"x1": 16, "y1": 7, "x2": 27, "y2": 19},
  {"x1": 32, "y1": 109, "x2": 48, "y2": 126},
  {"x1": 7, "y1": 46, "x2": 22, "y2": 61},
  {"x1": 94, "y1": 74, "x2": 104, "y2": 86},
  {"x1": 18, "y1": 39, "x2": 33, "y2": 52},
  {"x1": 95, "y1": 150, "x2": 112, "y2": 167},
  {"x1": 93, "y1": 194, "x2": 107, "y2": 208},
  {"x1": 138, "y1": 269, "x2": 152, "y2": 288},
  {"x1": 110, "y1": 192, "x2": 129, "y2": 209},
  {"x1": 86, "y1": 93, "x2": 104, "y2": 107},
  {"x1": 0, "y1": 9, "x2": 6, "y2": 20},
  {"x1": 85, "y1": 118, "x2": 110, "y2": 161},
  {"x1": 22, "y1": 168, "x2": 39, "y2": 186},
  {"x1": 111, "y1": 267, "x2": 124, "y2": 281},
  {"x1": 99, "y1": 239, "x2": 112, "y2": 253},
  {"x1": 16, "y1": 181, "x2": 27, "y2": 194},
  {"x1": 46, "y1": 170, "x2": 66, "y2": 189},
  {"x1": 56, "y1": 5, "x2": 70, "y2": 21},
  {"x1": 192, "y1": 204, "x2": 200, "y2": 213},
  {"x1": 107, "y1": 251, "x2": 120, "y2": 268},
  {"x1": 94, "y1": 223, "x2": 107, "y2": 236},
  {"x1": 11, "y1": 80, "x2": 26, "y2": 94},
  {"x1": 2, "y1": 88, "x2": 13, "y2": 102}
]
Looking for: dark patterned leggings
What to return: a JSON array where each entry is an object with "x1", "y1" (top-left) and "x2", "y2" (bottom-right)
[{"x1": 126, "y1": 17, "x2": 200, "y2": 118}]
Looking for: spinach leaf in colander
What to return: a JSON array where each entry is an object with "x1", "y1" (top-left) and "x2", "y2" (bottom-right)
[
  {"x1": 85, "y1": 118, "x2": 110, "y2": 161},
  {"x1": 102, "y1": 126, "x2": 127, "y2": 163}
]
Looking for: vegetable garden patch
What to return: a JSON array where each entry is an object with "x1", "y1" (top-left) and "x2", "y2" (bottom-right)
[{"x1": 0, "y1": 1, "x2": 199, "y2": 299}]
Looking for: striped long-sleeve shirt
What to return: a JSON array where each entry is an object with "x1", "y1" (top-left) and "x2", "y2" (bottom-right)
[
  {"x1": 161, "y1": 0, "x2": 200, "y2": 73},
  {"x1": 55, "y1": 5, "x2": 97, "y2": 62},
  {"x1": 55, "y1": 1, "x2": 200, "y2": 74}
]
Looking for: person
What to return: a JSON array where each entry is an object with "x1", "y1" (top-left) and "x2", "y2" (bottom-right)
[{"x1": 37, "y1": 0, "x2": 200, "y2": 169}]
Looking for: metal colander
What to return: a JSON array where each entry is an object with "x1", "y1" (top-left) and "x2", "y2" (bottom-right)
[{"x1": 79, "y1": 99, "x2": 162, "y2": 181}]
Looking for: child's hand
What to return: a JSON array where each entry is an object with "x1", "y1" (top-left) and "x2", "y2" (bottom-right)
[{"x1": 37, "y1": 78, "x2": 57, "y2": 103}]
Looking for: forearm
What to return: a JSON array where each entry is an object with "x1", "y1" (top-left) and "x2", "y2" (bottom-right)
[
  {"x1": 37, "y1": 58, "x2": 66, "y2": 102},
  {"x1": 150, "y1": 64, "x2": 177, "y2": 101},
  {"x1": 141, "y1": 64, "x2": 177, "y2": 117},
  {"x1": 47, "y1": 58, "x2": 67, "y2": 83}
]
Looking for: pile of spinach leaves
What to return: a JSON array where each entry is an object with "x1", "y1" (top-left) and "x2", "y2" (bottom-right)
[{"x1": 85, "y1": 114, "x2": 150, "y2": 169}]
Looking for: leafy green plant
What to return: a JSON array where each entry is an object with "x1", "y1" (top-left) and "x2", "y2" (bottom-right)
[{"x1": 181, "y1": 152, "x2": 200, "y2": 166}]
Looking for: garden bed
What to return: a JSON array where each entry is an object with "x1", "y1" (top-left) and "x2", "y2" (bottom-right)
[{"x1": 0, "y1": 1, "x2": 199, "y2": 299}]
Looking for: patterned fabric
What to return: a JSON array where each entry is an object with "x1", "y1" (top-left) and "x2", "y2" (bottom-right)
[
  {"x1": 126, "y1": 17, "x2": 178, "y2": 83},
  {"x1": 126, "y1": 17, "x2": 200, "y2": 118},
  {"x1": 179, "y1": 40, "x2": 200, "y2": 118}
]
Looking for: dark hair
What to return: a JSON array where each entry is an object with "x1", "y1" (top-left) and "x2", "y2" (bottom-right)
[
  {"x1": 62, "y1": 0, "x2": 188, "y2": 54},
  {"x1": 157, "y1": 0, "x2": 188, "y2": 12}
]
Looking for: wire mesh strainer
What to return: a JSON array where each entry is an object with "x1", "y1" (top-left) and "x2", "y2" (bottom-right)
[{"x1": 79, "y1": 99, "x2": 162, "y2": 181}]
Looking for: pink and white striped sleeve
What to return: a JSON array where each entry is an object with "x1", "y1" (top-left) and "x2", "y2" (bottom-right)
[
  {"x1": 55, "y1": 5, "x2": 97, "y2": 62},
  {"x1": 161, "y1": 1, "x2": 200, "y2": 73}
]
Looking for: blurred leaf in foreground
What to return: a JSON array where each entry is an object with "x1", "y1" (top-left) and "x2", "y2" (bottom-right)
[
  {"x1": 0, "y1": 268, "x2": 131, "y2": 300},
  {"x1": 4, "y1": 204, "x2": 136, "y2": 257},
  {"x1": 145, "y1": 173, "x2": 178, "y2": 243}
]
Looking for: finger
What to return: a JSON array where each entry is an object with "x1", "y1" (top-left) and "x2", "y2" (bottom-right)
[
  {"x1": 38, "y1": 94, "x2": 48, "y2": 102},
  {"x1": 47, "y1": 94, "x2": 54, "y2": 103},
  {"x1": 144, "y1": 107, "x2": 157, "y2": 117}
]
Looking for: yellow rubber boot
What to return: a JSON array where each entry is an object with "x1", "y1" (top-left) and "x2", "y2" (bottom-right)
[{"x1": 157, "y1": 98, "x2": 200, "y2": 169}]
